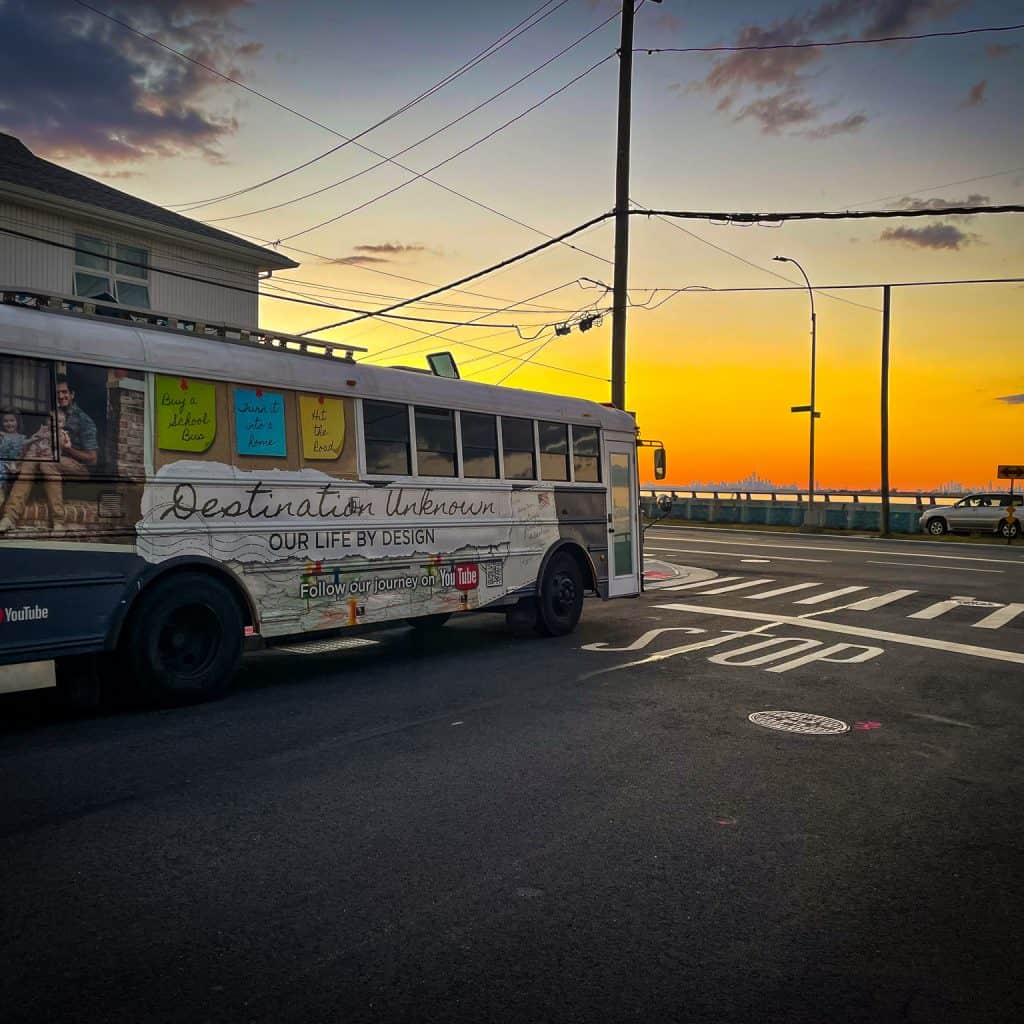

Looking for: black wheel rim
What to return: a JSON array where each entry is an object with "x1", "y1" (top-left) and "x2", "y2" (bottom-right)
[
  {"x1": 550, "y1": 571, "x2": 578, "y2": 619},
  {"x1": 156, "y1": 604, "x2": 218, "y2": 681}
]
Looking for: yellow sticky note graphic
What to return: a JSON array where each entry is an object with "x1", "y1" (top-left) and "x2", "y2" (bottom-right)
[
  {"x1": 300, "y1": 394, "x2": 345, "y2": 459},
  {"x1": 156, "y1": 375, "x2": 216, "y2": 452}
]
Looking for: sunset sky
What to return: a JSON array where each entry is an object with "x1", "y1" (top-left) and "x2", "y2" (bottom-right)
[{"x1": 2, "y1": 0, "x2": 1022, "y2": 489}]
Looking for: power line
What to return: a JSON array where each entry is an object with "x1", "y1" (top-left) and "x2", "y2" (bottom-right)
[
  {"x1": 300, "y1": 203, "x2": 1024, "y2": 336},
  {"x1": 72, "y1": 0, "x2": 615, "y2": 267},
  {"x1": 636, "y1": 22, "x2": 1024, "y2": 54},
  {"x1": 300, "y1": 212, "x2": 612, "y2": 336},
  {"x1": 276, "y1": 53, "x2": 616, "y2": 244},
  {"x1": 844, "y1": 166, "x2": 1024, "y2": 210},
  {"x1": 640, "y1": 204, "x2": 1024, "y2": 223},
  {"x1": 0, "y1": 226, "x2": 535, "y2": 329},
  {"x1": 628, "y1": 196, "x2": 881, "y2": 312},
  {"x1": 168, "y1": 0, "x2": 573, "y2": 211},
  {"x1": 202, "y1": 8, "x2": 621, "y2": 227}
]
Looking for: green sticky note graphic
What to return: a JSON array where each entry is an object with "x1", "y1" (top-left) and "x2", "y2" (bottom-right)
[{"x1": 156, "y1": 375, "x2": 216, "y2": 452}]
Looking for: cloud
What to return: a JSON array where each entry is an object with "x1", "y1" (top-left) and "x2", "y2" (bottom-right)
[
  {"x1": 353, "y1": 243, "x2": 427, "y2": 255},
  {"x1": 328, "y1": 256, "x2": 392, "y2": 266},
  {"x1": 0, "y1": 0, "x2": 259, "y2": 166},
  {"x1": 735, "y1": 90, "x2": 821, "y2": 133},
  {"x1": 879, "y1": 223, "x2": 979, "y2": 250},
  {"x1": 962, "y1": 80, "x2": 987, "y2": 107},
  {"x1": 802, "y1": 112, "x2": 868, "y2": 138},
  {"x1": 986, "y1": 42, "x2": 1018, "y2": 58},
  {"x1": 653, "y1": 13, "x2": 683, "y2": 33},
  {"x1": 690, "y1": 1, "x2": 967, "y2": 138},
  {"x1": 890, "y1": 193, "x2": 991, "y2": 210},
  {"x1": 996, "y1": 394, "x2": 1024, "y2": 405}
]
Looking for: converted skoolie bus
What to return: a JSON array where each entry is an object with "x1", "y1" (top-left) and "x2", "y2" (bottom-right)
[{"x1": 0, "y1": 289, "x2": 642, "y2": 705}]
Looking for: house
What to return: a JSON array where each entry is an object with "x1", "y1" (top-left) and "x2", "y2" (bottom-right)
[{"x1": 0, "y1": 133, "x2": 297, "y2": 328}]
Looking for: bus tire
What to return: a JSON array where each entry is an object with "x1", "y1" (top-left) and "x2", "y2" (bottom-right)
[
  {"x1": 121, "y1": 572, "x2": 243, "y2": 706},
  {"x1": 407, "y1": 613, "x2": 451, "y2": 630},
  {"x1": 534, "y1": 551, "x2": 584, "y2": 637}
]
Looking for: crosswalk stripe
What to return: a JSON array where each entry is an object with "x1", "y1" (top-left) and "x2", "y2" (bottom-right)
[
  {"x1": 699, "y1": 578, "x2": 775, "y2": 595},
  {"x1": 744, "y1": 582, "x2": 822, "y2": 600},
  {"x1": 909, "y1": 600, "x2": 962, "y2": 620},
  {"x1": 662, "y1": 576, "x2": 742, "y2": 591},
  {"x1": 843, "y1": 589, "x2": 918, "y2": 611},
  {"x1": 793, "y1": 585, "x2": 867, "y2": 605},
  {"x1": 972, "y1": 603, "x2": 1024, "y2": 630}
]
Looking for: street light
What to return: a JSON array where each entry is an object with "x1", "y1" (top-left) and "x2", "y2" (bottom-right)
[{"x1": 773, "y1": 255, "x2": 819, "y2": 509}]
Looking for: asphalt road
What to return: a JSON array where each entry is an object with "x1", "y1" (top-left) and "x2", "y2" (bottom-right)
[{"x1": 2, "y1": 528, "x2": 1022, "y2": 1023}]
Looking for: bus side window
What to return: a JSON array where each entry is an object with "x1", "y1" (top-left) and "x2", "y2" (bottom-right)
[
  {"x1": 414, "y1": 406, "x2": 457, "y2": 478},
  {"x1": 500, "y1": 416, "x2": 536, "y2": 480},
  {"x1": 461, "y1": 412, "x2": 498, "y2": 479},
  {"x1": 538, "y1": 420, "x2": 569, "y2": 482},
  {"x1": 363, "y1": 400, "x2": 411, "y2": 476},
  {"x1": 571, "y1": 425, "x2": 600, "y2": 483}
]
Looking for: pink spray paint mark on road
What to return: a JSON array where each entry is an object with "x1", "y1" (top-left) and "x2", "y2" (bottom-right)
[{"x1": 854, "y1": 721, "x2": 882, "y2": 730}]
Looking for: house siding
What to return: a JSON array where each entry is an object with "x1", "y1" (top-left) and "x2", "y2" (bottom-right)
[{"x1": 0, "y1": 200, "x2": 259, "y2": 327}]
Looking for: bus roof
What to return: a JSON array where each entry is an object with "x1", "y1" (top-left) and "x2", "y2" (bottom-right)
[{"x1": 0, "y1": 292, "x2": 636, "y2": 432}]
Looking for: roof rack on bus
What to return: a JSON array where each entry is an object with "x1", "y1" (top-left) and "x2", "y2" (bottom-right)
[{"x1": 0, "y1": 286, "x2": 369, "y2": 362}]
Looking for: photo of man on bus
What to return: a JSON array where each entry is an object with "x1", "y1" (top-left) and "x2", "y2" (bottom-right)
[{"x1": 0, "y1": 374, "x2": 98, "y2": 535}]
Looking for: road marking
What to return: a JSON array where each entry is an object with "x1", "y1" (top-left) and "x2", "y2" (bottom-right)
[
  {"x1": 644, "y1": 532, "x2": 1020, "y2": 566},
  {"x1": 973, "y1": 603, "x2": 1024, "y2": 630},
  {"x1": 699, "y1": 578, "x2": 775, "y2": 595},
  {"x1": 794, "y1": 586, "x2": 868, "y2": 605},
  {"x1": 867, "y1": 560, "x2": 1002, "y2": 574},
  {"x1": 741, "y1": 558, "x2": 771, "y2": 563},
  {"x1": 654, "y1": 602, "x2": 1024, "y2": 666},
  {"x1": 909, "y1": 600, "x2": 963, "y2": 620},
  {"x1": 842, "y1": 589, "x2": 918, "y2": 611},
  {"x1": 661, "y1": 575, "x2": 742, "y2": 591},
  {"x1": 644, "y1": 545, "x2": 829, "y2": 564},
  {"x1": 744, "y1": 582, "x2": 823, "y2": 600}
]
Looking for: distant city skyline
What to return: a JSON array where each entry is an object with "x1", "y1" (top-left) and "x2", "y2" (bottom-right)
[{"x1": 658, "y1": 472, "x2": 997, "y2": 494}]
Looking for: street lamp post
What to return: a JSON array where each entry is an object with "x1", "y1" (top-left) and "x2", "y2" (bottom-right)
[{"x1": 774, "y1": 255, "x2": 819, "y2": 510}]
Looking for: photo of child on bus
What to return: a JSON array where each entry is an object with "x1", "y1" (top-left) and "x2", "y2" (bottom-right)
[{"x1": 0, "y1": 410, "x2": 27, "y2": 501}]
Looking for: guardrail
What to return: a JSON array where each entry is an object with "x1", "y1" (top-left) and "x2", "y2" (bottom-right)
[{"x1": 638, "y1": 487, "x2": 965, "y2": 534}]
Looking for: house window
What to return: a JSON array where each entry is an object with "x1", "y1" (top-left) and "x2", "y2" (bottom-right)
[{"x1": 73, "y1": 234, "x2": 151, "y2": 308}]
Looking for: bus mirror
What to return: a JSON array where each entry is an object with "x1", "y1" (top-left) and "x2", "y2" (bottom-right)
[
  {"x1": 657, "y1": 494, "x2": 673, "y2": 513},
  {"x1": 654, "y1": 448, "x2": 666, "y2": 480}
]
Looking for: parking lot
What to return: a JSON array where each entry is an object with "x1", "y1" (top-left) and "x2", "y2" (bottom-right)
[{"x1": 1, "y1": 527, "x2": 1022, "y2": 1023}]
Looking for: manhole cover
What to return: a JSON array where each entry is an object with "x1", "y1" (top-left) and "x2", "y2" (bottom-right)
[{"x1": 748, "y1": 710, "x2": 849, "y2": 735}]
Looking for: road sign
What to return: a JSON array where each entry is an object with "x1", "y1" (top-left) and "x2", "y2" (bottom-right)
[{"x1": 997, "y1": 465, "x2": 1024, "y2": 479}]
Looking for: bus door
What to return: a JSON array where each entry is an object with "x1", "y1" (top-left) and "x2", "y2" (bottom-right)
[{"x1": 605, "y1": 439, "x2": 640, "y2": 597}]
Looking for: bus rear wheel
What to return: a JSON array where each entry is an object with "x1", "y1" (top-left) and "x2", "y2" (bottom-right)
[
  {"x1": 535, "y1": 552, "x2": 584, "y2": 637},
  {"x1": 121, "y1": 572, "x2": 243, "y2": 705}
]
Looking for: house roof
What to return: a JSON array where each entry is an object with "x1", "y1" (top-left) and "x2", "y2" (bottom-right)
[{"x1": 0, "y1": 134, "x2": 297, "y2": 270}]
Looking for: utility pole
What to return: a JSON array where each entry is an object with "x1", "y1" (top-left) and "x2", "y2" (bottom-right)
[
  {"x1": 880, "y1": 285, "x2": 892, "y2": 536},
  {"x1": 610, "y1": 0, "x2": 636, "y2": 410}
]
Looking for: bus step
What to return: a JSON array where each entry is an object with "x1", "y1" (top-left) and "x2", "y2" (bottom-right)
[{"x1": 269, "y1": 636, "x2": 381, "y2": 656}]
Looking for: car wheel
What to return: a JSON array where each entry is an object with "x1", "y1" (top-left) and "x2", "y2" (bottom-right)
[
  {"x1": 407, "y1": 613, "x2": 451, "y2": 630},
  {"x1": 926, "y1": 517, "x2": 947, "y2": 536},
  {"x1": 998, "y1": 519, "x2": 1020, "y2": 540},
  {"x1": 121, "y1": 572, "x2": 243, "y2": 706},
  {"x1": 534, "y1": 552, "x2": 584, "y2": 637}
]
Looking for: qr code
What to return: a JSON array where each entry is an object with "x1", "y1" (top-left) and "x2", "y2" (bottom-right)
[{"x1": 483, "y1": 561, "x2": 503, "y2": 588}]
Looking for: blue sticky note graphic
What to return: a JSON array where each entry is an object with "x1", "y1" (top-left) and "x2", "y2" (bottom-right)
[{"x1": 234, "y1": 388, "x2": 286, "y2": 457}]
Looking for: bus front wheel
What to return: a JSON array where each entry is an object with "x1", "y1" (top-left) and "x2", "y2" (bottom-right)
[
  {"x1": 534, "y1": 552, "x2": 584, "y2": 637},
  {"x1": 121, "y1": 572, "x2": 243, "y2": 705}
]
